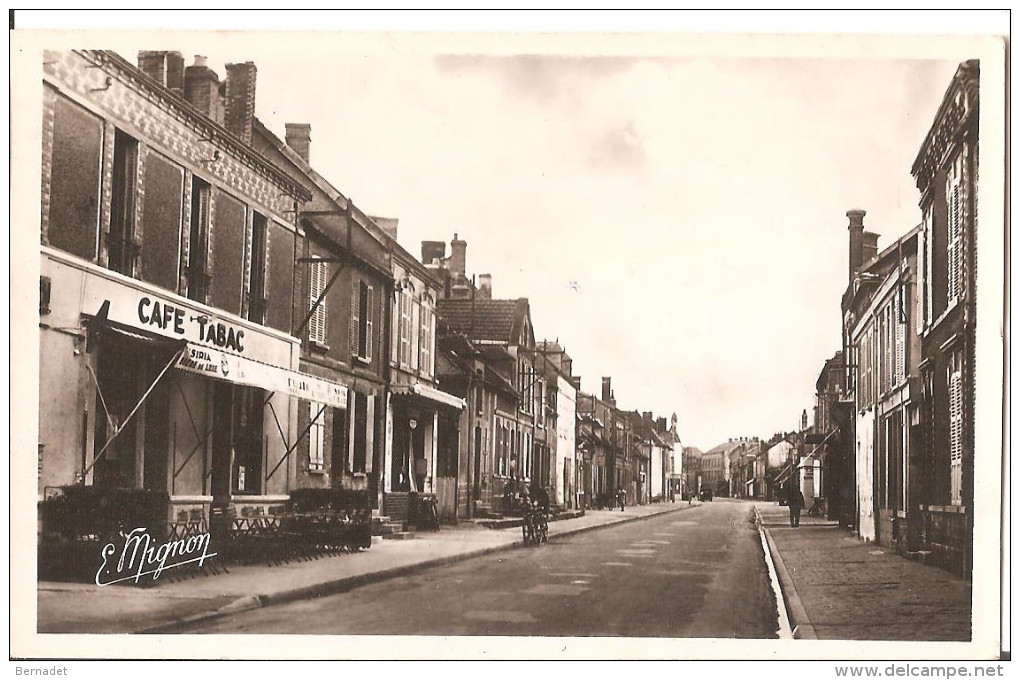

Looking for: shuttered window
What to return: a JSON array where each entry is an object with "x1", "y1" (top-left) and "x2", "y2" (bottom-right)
[
  {"x1": 947, "y1": 171, "x2": 963, "y2": 303},
  {"x1": 107, "y1": 130, "x2": 139, "y2": 276},
  {"x1": 351, "y1": 281, "x2": 374, "y2": 361},
  {"x1": 246, "y1": 213, "x2": 268, "y2": 324},
  {"x1": 48, "y1": 94, "x2": 103, "y2": 260},
  {"x1": 186, "y1": 178, "x2": 211, "y2": 304},
  {"x1": 949, "y1": 352, "x2": 964, "y2": 505},
  {"x1": 349, "y1": 279, "x2": 360, "y2": 356},
  {"x1": 308, "y1": 401, "x2": 325, "y2": 473},
  {"x1": 418, "y1": 299, "x2": 434, "y2": 378},
  {"x1": 308, "y1": 260, "x2": 328, "y2": 345},
  {"x1": 894, "y1": 287, "x2": 906, "y2": 385}
]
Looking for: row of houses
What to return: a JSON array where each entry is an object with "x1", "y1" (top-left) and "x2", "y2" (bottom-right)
[
  {"x1": 795, "y1": 61, "x2": 980, "y2": 578},
  {"x1": 36, "y1": 49, "x2": 682, "y2": 535},
  {"x1": 679, "y1": 62, "x2": 980, "y2": 581}
]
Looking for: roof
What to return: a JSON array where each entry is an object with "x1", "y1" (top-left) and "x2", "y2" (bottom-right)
[{"x1": 437, "y1": 298, "x2": 532, "y2": 345}]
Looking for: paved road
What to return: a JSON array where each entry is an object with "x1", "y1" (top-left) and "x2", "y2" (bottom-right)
[{"x1": 181, "y1": 499, "x2": 779, "y2": 637}]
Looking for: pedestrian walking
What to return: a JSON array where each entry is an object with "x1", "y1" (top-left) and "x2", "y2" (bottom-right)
[
  {"x1": 787, "y1": 485, "x2": 805, "y2": 527},
  {"x1": 616, "y1": 488, "x2": 626, "y2": 511}
]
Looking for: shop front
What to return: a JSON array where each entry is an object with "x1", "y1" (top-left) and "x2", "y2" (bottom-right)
[
  {"x1": 39, "y1": 250, "x2": 347, "y2": 529},
  {"x1": 384, "y1": 382, "x2": 464, "y2": 523}
]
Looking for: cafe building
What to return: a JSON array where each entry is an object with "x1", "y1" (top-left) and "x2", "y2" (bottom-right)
[{"x1": 37, "y1": 50, "x2": 347, "y2": 527}]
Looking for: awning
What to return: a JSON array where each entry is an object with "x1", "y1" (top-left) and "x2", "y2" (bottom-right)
[
  {"x1": 391, "y1": 382, "x2": 465, "y2": 410},
  {"x1": 175, "y1": 343, "x2": 348, "y2": 409}
]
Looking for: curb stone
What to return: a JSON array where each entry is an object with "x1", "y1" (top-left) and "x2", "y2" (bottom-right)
[
  {"x1": 140, "y1": 502, "x2": 700, "y2": 634},
  {"x1": 755, "y1": 506, "x2": 817, "y2": 641}
]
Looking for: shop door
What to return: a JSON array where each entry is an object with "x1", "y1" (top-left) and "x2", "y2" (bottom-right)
[{"x1": 210, "y1": 382, "x2": 234, "y2": 503}]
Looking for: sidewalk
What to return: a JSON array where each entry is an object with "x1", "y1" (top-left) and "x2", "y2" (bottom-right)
[
  {"x1": 754, "y1": 502, "x2": 972, "y2": 641},
  {"x1": 38, "y1": 500, "x2": 700, "y2": 634}
]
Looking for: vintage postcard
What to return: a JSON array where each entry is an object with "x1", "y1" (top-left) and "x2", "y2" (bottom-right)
[{"x1": 9, "y1": 11, "x2": 1008, "y2": 664}]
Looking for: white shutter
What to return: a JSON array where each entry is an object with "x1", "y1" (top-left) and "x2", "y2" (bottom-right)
[
  {"x1": 895, "y1": 292, "x2": 905, "y2": 385},
  {"x1": 308, "y1": 401, "x2": 325, "y2": 471},
  {"x1": 349, "y1": 281, "x2": 360, "y2": 357},
  {"x1": 949, "y1": 357, "x2": 963, "y2": 505},
  {"x1": 391, "y1": 287, "x2": 400, "y2": 364},
  {"x1": 365, "y1": 395, "x2": 374, "y2": 474},
  {"x1": 365, "y1": 285, "x2": 374, "y2": 360},
  {"x1": 347, "y1": 394, "x2": 357, "y2": 472},
  {"x1": 308, "y1": 261, "x2": 328, "y2": 344}
]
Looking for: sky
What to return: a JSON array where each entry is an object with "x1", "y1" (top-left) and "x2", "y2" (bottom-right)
[{"x1": 19, "y1": 15, "x2": 992, "y2": 450}]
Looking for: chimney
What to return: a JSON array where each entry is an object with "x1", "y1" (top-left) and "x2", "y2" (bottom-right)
[
  {"x1": 657, "y1": 417, "x2": 667, "y2": 430},
  {"x1": 601, "y1": 377, "x2": 612, "y2": 403},
  {"x1": 184, "y1": 55, "x2": 222, "y2": 123},
  {"x1": 371, "y1": 216, "x2": 399, "y2": 241},
  {"x1": 642, "y1": 411, "x2": 653, "y2": 424},
  {"x1": 285, "y1": 123, "x2": 311, "y2": 164},
  {"x1": 568, "y1": 376, "x2": 581, "y2": 392},
  {"x1": 450, "y1": 233, "x2": 467, "y2": 276},
  {"x1": 138, "y1": 51, "x2": 185, "y2": 94},
  {"x1": 478, "y1": 274, "x2": 492, "y2": 299},
  {"x1": 224, "y1": 62, "x2": 257, "y2": 145},
  {"x1": 846, "y1": 209, "x2": 867, "y2": 281}
]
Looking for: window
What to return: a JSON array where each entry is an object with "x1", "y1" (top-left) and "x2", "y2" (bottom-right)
[
  {"x1": 308, "y1": 401, "x2": 326, "y2": 473},
  {"x1": 47, "y1": 93, "x2": 103, "y2": 260},
  {"x1": 247, "y1": 212, "x2": 268, "y2": 324},
  {"x1": 107, "y1": 130, "x2": 139, "y2": 276},
  {"x1": 308, "y1": 259, "x2": 328, "y2": 346},
  {"x1": 186, "y1": 177, "x2": 211, "y2": 303},
  {"x1": 894, "y1": 287, "x2": 906, "y2": 385},
  {"x1": 348, "y1": 392, "x2": 374, "y2": 475},
  {"x1": 265, "y1": 221, "x2": 296, "y2": 334},
  {"x1": 948, "y1": 351, "x2": 964, "y2": 505},
  {"x1": 351, "y1": 280, "x2": 374, "y2": 361}
]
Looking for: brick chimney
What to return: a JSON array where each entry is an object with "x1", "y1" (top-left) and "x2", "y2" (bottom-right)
[
  {"x1": 847, "y1": 209, "x2": 866, "y2": 282},
  {"x1": 450, "y1": 233, "x2": 467, "y2": 277},
  {"x1": 184, "y1": 56, "x2": 223, "y2": 124},
  {"x1": 478, "y1": 274, "x2": 492, "y2": 299},
  {"x1": 568, "y1": 376, "x2": 581, "y2": 392},
  {"x1": 224, "y1": 62, "x2": 257, "y2": 145},
  {"x1": 285, "y1": 123, "x2": 311, "y2": 164},
  {"x1": 601, "y1": 377, "x2": 612, "y2": 403},
  {"x1": 138, "y1": 51, "x2": 184, "y2": 94},
  {"x1": 421, "y1": 241, "x2": 446, "y2": 266}
]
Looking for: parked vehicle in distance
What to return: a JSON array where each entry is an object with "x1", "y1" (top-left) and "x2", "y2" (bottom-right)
[{"x1": 699, "y1": 489, "x2": 713, "y2": 502}]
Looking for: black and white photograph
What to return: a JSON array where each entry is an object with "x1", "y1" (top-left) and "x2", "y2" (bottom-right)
[{"x1": 9, "y1": 10, "x2": 1008, "y2": 666}]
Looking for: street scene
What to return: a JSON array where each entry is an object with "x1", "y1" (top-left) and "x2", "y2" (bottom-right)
[{"x1": 18, "y1": 25, "x2": 1002, "y2": 660}]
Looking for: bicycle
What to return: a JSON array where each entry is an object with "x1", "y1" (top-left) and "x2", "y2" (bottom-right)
[{"x1": 521, "y1": 501, "x2": 548, "y2": 545}]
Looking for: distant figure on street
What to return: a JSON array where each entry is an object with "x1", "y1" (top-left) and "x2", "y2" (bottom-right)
[
  {"x1": 616, "y1": 488, "x2": 626, "y2": 511},
  {"x1": 787, "y1": 485, "x2": 805, "y2": 527}
]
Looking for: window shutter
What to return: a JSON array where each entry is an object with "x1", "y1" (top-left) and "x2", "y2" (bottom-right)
[
  {"x1": 48, "y1": 95, "x2": 104, "y2": 261},
  {"x1": 308, "y1": 261, "x2": 328, "y2": 344},
  {"x1": 365, "y1": 285, "x2": 374, "y2": 360},
  {"x1": 347, "y1": 394, "x2": 357, "y2": 472},
  {"x1": 949, "y1": 360, "x2": 963, "y2": 505},
  {"x1": 419, "y1": 302, "x2": 428, "y2": 372},
  {"x1": 895, "y1": 294, "x2": 905, "y2": 385},
  {"x1": 391, "y1": 288, "x2": 400, "y2": 364},
  {"x1": 349, "y1": 280, "x2": 360, "y2": 356},
  {"x1": 365, "y1": 395, "x2": 374, "y2": 473}
]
